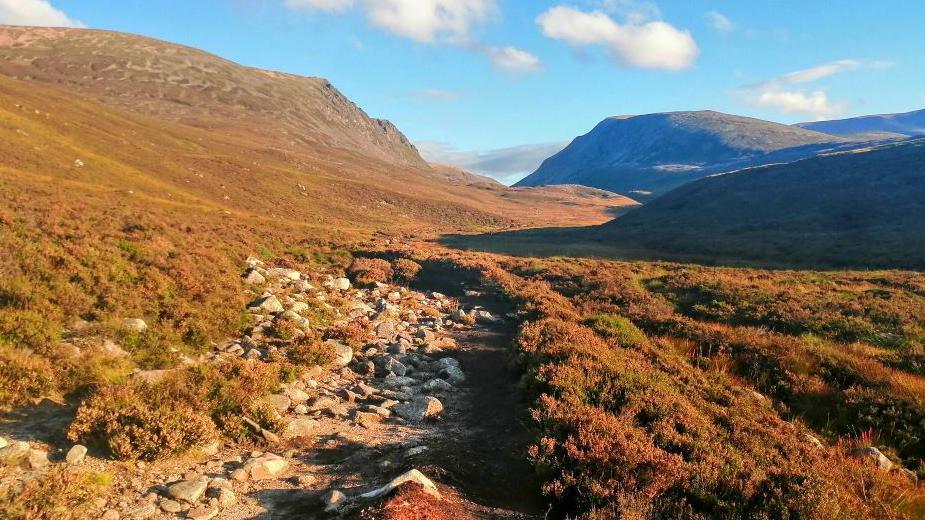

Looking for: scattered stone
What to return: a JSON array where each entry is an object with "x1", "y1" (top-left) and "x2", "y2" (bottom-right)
[
  {"x1": 355, "y1": 411, "x2": 383, "y2": 429},
  {"x1": 266, "y1": 268, "x2": 301, "y2": 281},
  {"x1": 294, "y1": 474, "x2": 317, "y2": 487},
  {"x1": 393, "y1": 396, "x2": 444, "y2": 424},
  {"x1": 159, "y1": 499, "x2": 184, "y2": 514},
  {"x1": 26, "y1": 448, "x2": 49, "y2": 469},
  {"x1": 283, "y1": 418, "x2": 317, "y2": 440},
  {"x1": 358, "y1": 469, "x2": 441, "y2": 500},
  {"x1": 322, "y1": 489, "x2": 348, "y2": 512},
  {"x1": 241, "y1": 453, "x2": 289, "y2": 480},
  {"x1": 66, "y1": 444, "x2": 88, "y2": 465},
  {"x1": 327, "y1": 340, "x2": 353, "y2": 368},
  {"x1": 267, "y1": 394, "x2": 292, "y2": 413},
  {"x1": 248, "y1": 295, "x2": 284, "y2": 314},
  {"x1": 0, "y1": 441, "x2": 30, "y2": 465},
  {"x1": 423, "y1": 378, "x2": 454, "y2": 392},
  {"x1": 333, "y1": 278, "x2": 351, "y2": 291},
  {"x1": 439, "y1": 365, "x2": 465, "y2": 385},
  {"x1": 242, "y1": 269, "x2": 266, "y2": 285},
  {"x1": 405, "y1": 446, "x2": 428, "y2": 458},
  {"x1": 124, "y1": 503, "x2": 157, "y2": 519},
  {"x1": 286, "y1": 388, "x2": 311, "y2": 403},
  {"x1": 186, "y1": 506, "x2": 219, "y2": 520},
  {"x1": 207, "y1": 487, "x2": 237, "y2": 508},
  {"x1": 122, "y1": 318, "x2": 148, "y2": 333},
  {"x1": 166, "y1": 476, "x2": 210, "y2": 503}
]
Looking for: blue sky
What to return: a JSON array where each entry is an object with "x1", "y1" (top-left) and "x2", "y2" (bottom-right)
[{"x1": 4, "y1": 0, "x2": 924, "y2": 183}]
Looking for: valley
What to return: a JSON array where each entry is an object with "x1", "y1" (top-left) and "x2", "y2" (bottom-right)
[{"x1": 1, "y1": 18, "x2": 925, "y2": 520}]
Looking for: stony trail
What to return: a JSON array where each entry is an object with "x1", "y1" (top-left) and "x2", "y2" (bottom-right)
[{"x1": 0, "y1": 258, "x2": 546, "y2": 519}]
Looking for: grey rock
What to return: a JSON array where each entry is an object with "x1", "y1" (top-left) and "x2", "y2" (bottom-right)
[
  {"x1": 283, "y1": 418, "x2": 317, "y2": 440},
  {"x1": 326, "y1": 340, "x2": 353, "y2": 368},
  {"x1": 159, "y1": 499, "x2": 184, "y2": 513},
  {"x1": 166, "y1": 476, "x2": 209, "y2": 503},
  {"x1": 66, "y1": 444, "x2": 88, "y2": 465},
  {"x1": 241, "y1": 453, "x2": 289, "y2": 480},
  {"x1": 393, "y1": 396, "x2": 444, "y2": 424},
  {"x1": 267, "y1": 394, "x2": 292, "y2": 413},
  {"x1": 856, "y1": 446, "x2": 894, "y2": 471},
  {"x1": 122, "y1": 318, "x2": 148, "y2": 333},
  {"x1": 248, "y1": 295, "x2": 284, "y2": 314},
  {"x1": 124, "y1": 503, "x2": 157, "y2": 519},
  {"x1": 243, "y1": 269, "x2": 266, "y2": 285},
  {"x1": 358, "y1": 469, "x2": 441, "y2": 500}
]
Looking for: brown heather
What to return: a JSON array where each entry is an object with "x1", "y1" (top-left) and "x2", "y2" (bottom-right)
[{"x1": 407, "y1": 250, "x2": 925, "y2": 519}]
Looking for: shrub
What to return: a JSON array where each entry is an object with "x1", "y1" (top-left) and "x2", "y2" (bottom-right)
[
  {"x1": 585, "y1": 313, "x2": 649, "y2": 348},
  {"x1": 0, "y1": 346, "x2": 56, "y2": 409},
  {"x1": 67, "y1": 383, "x2": 217, "y2": 460},
  {"x1": 0, "y1": 466, "x2": 111, "y2": 520},
  {"x1": 347, "y1": 258, "x2": 394, "y2": 285},
  {"x1": 392, "y1": 258, "x2": 422, "y2": 282},
  {"x1": 269, "y1": 317, "x2": 300, "y2": 340},
  {"x1": 287, "y1": 334, "x2": 335, "y2": 366}
]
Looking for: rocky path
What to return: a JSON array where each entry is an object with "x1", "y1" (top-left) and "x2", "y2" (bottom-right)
[{"x1": 0, "y1": 258, "x2": 545, "y2": 519}]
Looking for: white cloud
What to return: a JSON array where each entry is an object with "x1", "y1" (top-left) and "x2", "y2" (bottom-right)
[
  {"x1": 739, "y1": 59, "x2": 893, "y2": 120},
  {"x1": 284, "y1": 0, "x2": 540, "y2": 73},
  {"x1": 536, "y1": 5, "x2": 698, "y2": 71},
  {"x1": 752, "y1": 90, "x2": 845, "y2": 120},
  {"x1": 0, "y1": 0, "x2": 83, "y2": 27},
  {"x1": 286, "y1": 0, "x2": 496, "y2": 44},
  {"x1": 283, "y1": 0, "x2": 353, "y2": 13},
  {"x1": 417, "y1": 140, "x2": 569, "y2": 184},
  {"x1": 488, "y1": 46, "x2": 543, "y2": 73},
  {"x1": 704, "y1": 10, "x2": 734, "y2": 33}
]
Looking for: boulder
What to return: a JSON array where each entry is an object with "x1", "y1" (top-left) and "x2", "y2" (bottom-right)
[
  {"x1": 242, "y1": 269, "x2": 266, "y2": 285},
  {"x1": 282, "y1": 418, "x2": 317, "y2": 440},
  {"x1": 242, "y1": 453, "x2": 289, "y2": 480},
  {"x1": 326, "y1": 340, "x2": 353, "y2": 368},
  {"x1": 166, "y1": 476, "x2": 210, "y2": 503},
  {"x1": 26, "y1": 449, "x2": 49, "y2": 469},
  {"x1": 266, "y1": 394, "x2": 292, "y2": 413},
  {"x1": 856, "y1": 446, "x2": 894, "y2": 471},
  {"x1": 439, "y1": 365, "x2": 465, "y2": 385},
  {"x1": 0, "y1": 441, "x2": 30, "y2": 465},
  {"x1": 248, "y1": 295, "x2": 284, "y2": 314},
  {"x1": 332, "y1": 278, "x2": 351, "y2": 291},
  {"x1": 159, "y1": 499, "x2": 184, "y2": 513},
  {"x1": 393, "y1": 396, "x2": 444, "y2": 424},
  {"x1": 66, "y1": 444, "x2": 88, "y2": 465},
  {"x1": 122, "y1": 318, "x2": 148, "y2": 333}
]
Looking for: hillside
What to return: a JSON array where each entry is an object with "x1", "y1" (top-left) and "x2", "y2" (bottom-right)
[
  {"x1": 594, "y1": 139, "x2": 925, "y2": 268},
  {"x1": 515, "y1": 110, "x2": 861, "y2": 199},
  {"x1": 798, "y1": 108, "x2": 925, "y2": 138},
  {"x1": 0, "y1": 25, "x2": 424, "y2": 167}
]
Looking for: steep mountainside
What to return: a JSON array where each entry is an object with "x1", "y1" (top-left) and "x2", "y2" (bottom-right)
[
  {"x1": 0, "y1": 25, "x2": 424, "y2": 167},
  {"x1": 515, "y1": 111, "x2": 862, "y2": 199},
  {"x1": 595, "y1": 139, "x2": 925, "y2": 268},
  {"x1": 798, "y1": 108, "x2": 925, "y2": 139}
]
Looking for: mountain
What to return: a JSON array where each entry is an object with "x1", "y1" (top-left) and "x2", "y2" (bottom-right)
[
  {"x1": 0, "y1": 26, "x2": 634, "y2": 234},
  {"x1": 594, "y1": 139, "x2": 925, "y2": 269},
  {"x1": 515, "y1": 111, "x2": 866, "y2": 199},
  {"x1": 0, "y1": 25, "x2": 424, "y2": 167},
  {"x1": 797, "y1": 108, "x2": 925, "y2": 139}
]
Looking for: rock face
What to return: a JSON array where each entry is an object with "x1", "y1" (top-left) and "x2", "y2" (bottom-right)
[{"x1": 394, "y1": 396, "x2": 444, "y2": 424}]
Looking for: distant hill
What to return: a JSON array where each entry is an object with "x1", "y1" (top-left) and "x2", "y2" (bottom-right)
[
  {"x1": 595, "y1": 139, "x2": 925, "y2": 269},
  {"x1": 797, "y1": 108, "x2": 925, "y2": 139},
  {"x1": 515, "y1": 111, "x2": 869, "y2": 199},
  {"x1": 0, "y1": 25, "x2": 424, "y2": 167}
]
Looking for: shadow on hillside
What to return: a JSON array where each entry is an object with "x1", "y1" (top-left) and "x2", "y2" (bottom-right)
[
  {"x1": 0, "y1": 399, "x2": 76, "y2": 449},
  {"x1": 438, "y1": 225, "x2": 629, "y2": 260}
]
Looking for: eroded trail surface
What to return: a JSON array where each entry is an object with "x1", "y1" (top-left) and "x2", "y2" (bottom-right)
[{"x1": 0, "y1": 260, "x2": 545, "y2": 520}]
